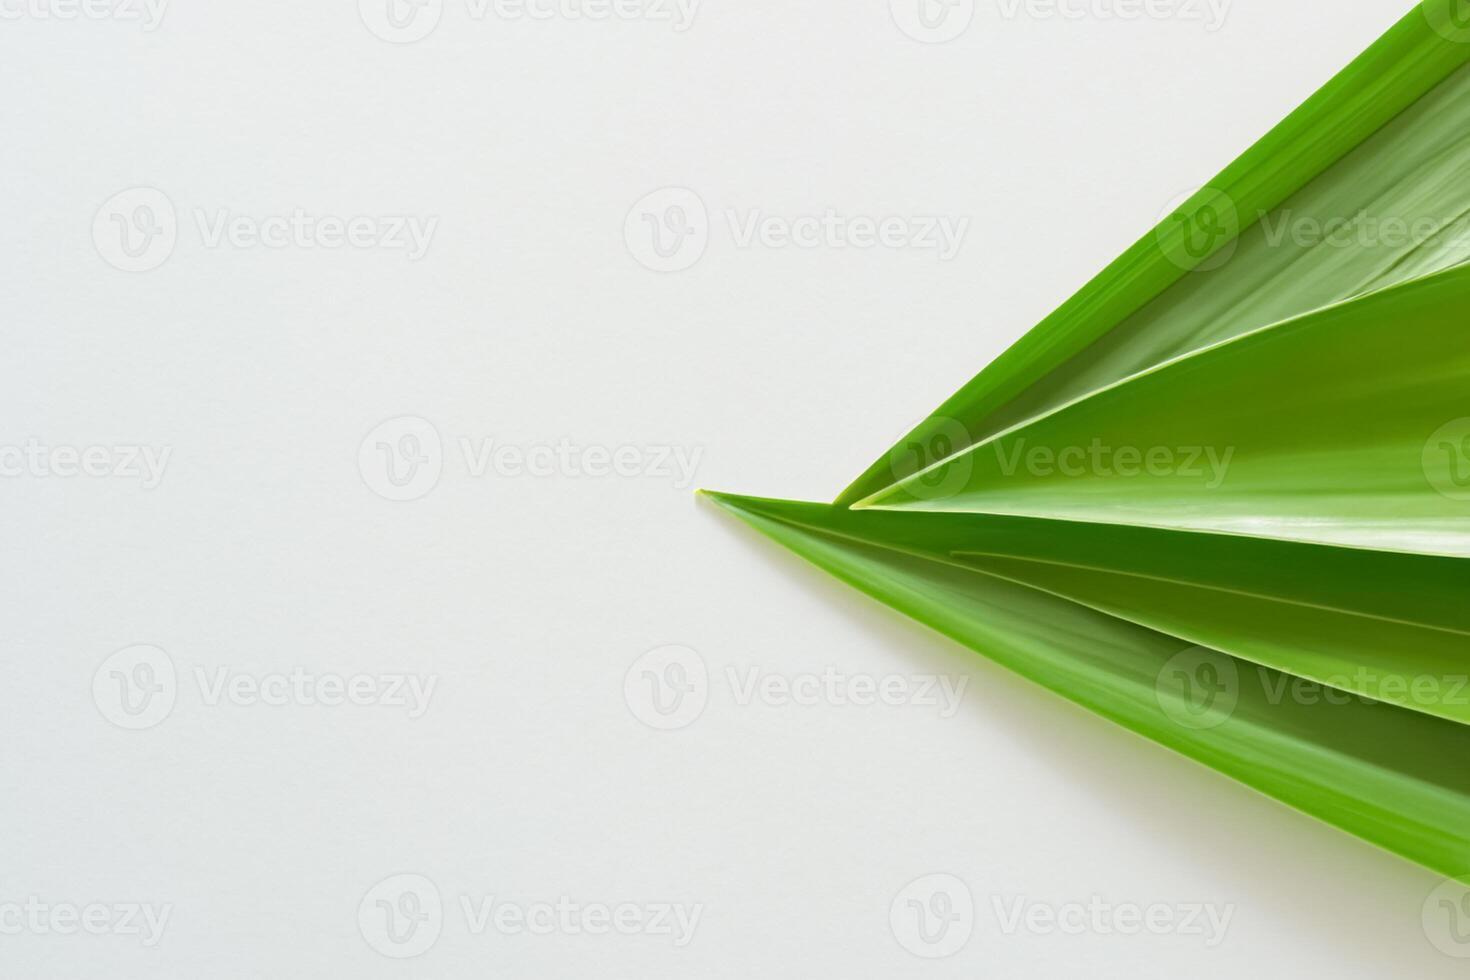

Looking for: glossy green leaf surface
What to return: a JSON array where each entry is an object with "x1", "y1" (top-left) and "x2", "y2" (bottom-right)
[
  {"x1": 840, "y1": 3, "x2": 1470, "y2": 508},
  {"x1": 705, "y1": 493, "x2": 1470, "y2": 877},
  {"x1": 742, "y1": 500, "x2": 1470, "y2": 722},
  {"x1": 864, "y1": 263, "x2": 1470, "y2": 556},
  {"x1": 710, "y1": 2, "x2": 1470, "y2": 876}
]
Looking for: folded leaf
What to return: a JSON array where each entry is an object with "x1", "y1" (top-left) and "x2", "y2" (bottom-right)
[
  {"x1": 710, "y1": 2, "x2": 1470, "y2": 877},
  {"x1": 841, "y1": 5, "x2": 1470, "y2": 508},
  {"x1": 863, "y1": 263, "x2": 1470, "y2": 556},
  {"x1": 706, "y1": 492, "x2": 1470, "y2": 877}
]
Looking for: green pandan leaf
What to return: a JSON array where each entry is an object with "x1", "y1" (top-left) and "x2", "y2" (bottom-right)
[
  {"x1": 862, "y1": 262, "x2": 1470, "y2": 556},
  {"x1": 734, "y1": 498, "x2": 1470, "y2": 724},
  {"x1": 704, "y1": 493, "x2": 1470, "y2": 877},
  {"x1": 840, "y1": 3, "x2": 1470, "y2": 507},
  {"x1": 710, "y1": 2, "x2": 1470, "y2": 876}
]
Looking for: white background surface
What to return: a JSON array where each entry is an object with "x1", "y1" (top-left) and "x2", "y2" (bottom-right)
[{"x1": 1, "y1": 0, "x2": 1461, "y2": 976}]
